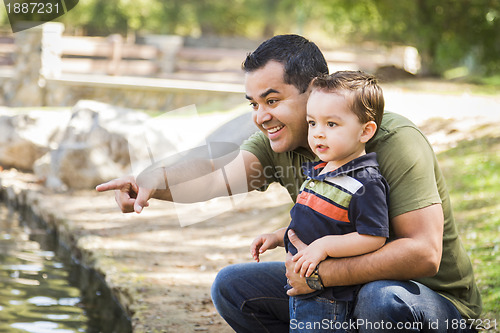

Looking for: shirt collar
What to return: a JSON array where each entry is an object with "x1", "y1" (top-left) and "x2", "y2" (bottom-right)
[{"x1": 303, "y1": 152, "x2": 379, "y2": 179}]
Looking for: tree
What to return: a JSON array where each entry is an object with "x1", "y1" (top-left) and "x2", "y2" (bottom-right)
[{"x1": 320, "y1": 0, "x2": 500, "y2": 75}]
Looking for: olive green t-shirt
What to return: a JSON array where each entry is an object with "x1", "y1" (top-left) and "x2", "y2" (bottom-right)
[{"x1": 240, "y1": 111, "x2": 482, "y2": 320}]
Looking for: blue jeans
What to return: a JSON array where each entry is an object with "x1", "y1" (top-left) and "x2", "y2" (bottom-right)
[
  {"x1": 289, "y1": 295, "x2": 353, "y2": 332},
  {"x1": 211, "y1": 262, "x2": 476, "y2": 333}
]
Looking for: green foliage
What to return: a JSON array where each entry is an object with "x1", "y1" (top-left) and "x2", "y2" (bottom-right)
[
  {"x1": 326, "y1": 0, "x2": 500, "y2": 75},
  {"x1": 57, "y1": 0, "x2": 301, "y2": 37},
  {"x1": 3, "y1": 0, "x2": 499, "y2": 75},
  {"x1": 438, "y1": 135, "x2": 500, "y2": 321},
  {"x1": 0, "y1": 4, "x2": 7, "y2": 26}
]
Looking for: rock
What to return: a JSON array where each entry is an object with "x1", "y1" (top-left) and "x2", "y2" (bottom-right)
[
  {"x1": 35, "y1": 100, "x2": 177, "y2": 190},
  {"x1": 0, "y1": 109, "x2": 70, "y2": 171},
  {"x1": 4, "y1": 100, "x2": 256, "y2": 191}
]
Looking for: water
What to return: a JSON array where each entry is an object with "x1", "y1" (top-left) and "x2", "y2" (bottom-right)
[
  {"x1": 0, "y1": 204, "x2": 89, "y2": 332},
  {"x1": 0, "y1": 203, "x2": 131, "y2": 333}
]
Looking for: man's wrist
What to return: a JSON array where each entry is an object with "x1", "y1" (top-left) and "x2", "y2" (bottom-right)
[{"x1": 305, "y1": 264, "x2": 324, "y2": 290}]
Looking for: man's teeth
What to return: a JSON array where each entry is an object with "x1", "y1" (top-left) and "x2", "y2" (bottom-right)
[{"x1": 268, "y1": 125, "x2": 284, "y2": 134}]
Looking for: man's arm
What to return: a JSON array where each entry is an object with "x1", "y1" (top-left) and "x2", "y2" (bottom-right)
[
  {"x1": 285, "y1": 203, "x2": 444, "y2": 295},
  {"x1": 96, "y1": 150, "x2": 266, "y2": 213}
]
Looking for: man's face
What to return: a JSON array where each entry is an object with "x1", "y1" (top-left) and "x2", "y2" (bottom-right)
[{"x1": 245, "y1": 61, "x2": 310, "y2": 153}]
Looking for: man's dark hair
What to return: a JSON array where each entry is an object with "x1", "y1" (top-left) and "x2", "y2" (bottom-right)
[{"x1": 242, "y1": 34, "x2": 329, "y2": 93}]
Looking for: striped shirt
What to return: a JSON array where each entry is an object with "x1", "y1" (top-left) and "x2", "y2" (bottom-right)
[{"x1": 285, "y1": 152, "x2": 389, "y2": 301}]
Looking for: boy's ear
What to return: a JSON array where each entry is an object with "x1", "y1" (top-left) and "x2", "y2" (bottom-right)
[{"x1": 360, "y1": 121, "x2": 377, "y2": 143}]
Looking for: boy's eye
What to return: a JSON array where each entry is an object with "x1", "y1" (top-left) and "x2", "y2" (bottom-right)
[
  {"x1": 308, "y1": 120, "x2": 315, "y2": 127},
  {"x1": 327, "y1": 122, "x2": 336, "y2": 127}
]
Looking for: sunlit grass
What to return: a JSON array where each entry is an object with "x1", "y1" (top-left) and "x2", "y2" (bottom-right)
[{"x1": 438, "y1": 136, "x2": 500, "y2": 323}]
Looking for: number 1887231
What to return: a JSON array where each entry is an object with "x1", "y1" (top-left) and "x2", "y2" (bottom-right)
[{"x1": 6, "y1": 2, "x2": 60, "y2": 14}]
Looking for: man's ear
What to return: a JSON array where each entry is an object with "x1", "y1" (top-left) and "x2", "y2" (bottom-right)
[{"x1": 360, "y1": 121, "x2": 377, "y2": 143}]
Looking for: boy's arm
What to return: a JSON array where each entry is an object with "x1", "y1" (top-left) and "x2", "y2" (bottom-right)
[
  {"x1": 285, "y1": 204, "x2": 443, "y2": 295},
  {"x1": 292, "y1": 232, "x2": 386, "y2": 278},
  {"x1": 318, "y1": 232, "x2": 386, "y2": 258}
]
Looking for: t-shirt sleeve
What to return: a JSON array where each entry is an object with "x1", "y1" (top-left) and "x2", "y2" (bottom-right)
[
  {"x1": 375, "y1": 126, "x2": 442, "y2": 219},
  {"x1": 349, "y1": 177, "x2": 390, "y2": 238},
  {"x1": 240, "y1": 131, "x2": 278, "y2": 190}
]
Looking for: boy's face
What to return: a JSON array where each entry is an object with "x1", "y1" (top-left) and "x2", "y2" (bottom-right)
[
  {"x1": 245, "y1": 61, "x2": 310, "y2": 153},
  {"x1": 306, "y1": 89, "x2": 369, "y2": 168}
]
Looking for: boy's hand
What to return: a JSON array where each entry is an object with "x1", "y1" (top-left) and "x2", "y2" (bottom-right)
[
  {"x1": 250, "y1": 233, "x2": 280, "y2": 262},
  {"x1": 292, "y1": 238, "x2": 328, "y2": 277}
]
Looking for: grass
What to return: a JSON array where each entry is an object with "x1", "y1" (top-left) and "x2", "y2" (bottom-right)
[{"x1": 438, "y1": 135, "x2": 500, "y2": 327}]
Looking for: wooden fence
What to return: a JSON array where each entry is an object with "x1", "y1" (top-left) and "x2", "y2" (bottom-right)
[
  {"x1": 60, "y1": 35, "x2": 161, "y2": 76},
  {"x1": 0, "y1": 31, "x2": 418, "y2": 80},
  {"x1": 0, "y1": 33, "x2": 248, "y2": 78},
  {"x1": 0, "y1": 36, "x2": 15, "y2": 68}
]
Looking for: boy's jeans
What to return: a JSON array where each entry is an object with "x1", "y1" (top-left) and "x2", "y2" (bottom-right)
[
  {"x1": 289, "y1": 295, "x2": 353, "y2": 332},
  {"x1": 211, "y1": 261, "x2": 476, "y2": 333}
]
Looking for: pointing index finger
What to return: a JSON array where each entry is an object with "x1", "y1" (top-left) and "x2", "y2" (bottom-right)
[{"x1": 95, "y1": 178, "x2": 125, "y2": 192}]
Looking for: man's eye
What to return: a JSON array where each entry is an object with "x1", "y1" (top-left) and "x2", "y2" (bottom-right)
[
  {"x1": 249, "y1": 102, "x2": 258, "y2": 110},
  {"x1": 267, "y1": 99, "x2": 278, "y2": 105}
]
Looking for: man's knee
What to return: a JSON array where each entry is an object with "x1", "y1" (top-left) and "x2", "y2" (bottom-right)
[
  {"x1": 211, "y1": 264, "x2": 238, "y2": 306},
  {"x1": 354, "y1": 280, "x2": 419, "y2": 321}
]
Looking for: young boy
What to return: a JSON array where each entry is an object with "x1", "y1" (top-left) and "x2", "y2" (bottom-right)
[{"x1": 250, "y1": 71, "x2": 390, "y2": 331}]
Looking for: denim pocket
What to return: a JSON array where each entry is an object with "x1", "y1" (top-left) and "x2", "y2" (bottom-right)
[{"x1": 289, "y1": 296, "x2": 351, "y2": 332}]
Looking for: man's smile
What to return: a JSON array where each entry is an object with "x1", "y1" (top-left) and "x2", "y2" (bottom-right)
[{"x1": 267, "y1": 124, "x2": 285, "y2": 134}]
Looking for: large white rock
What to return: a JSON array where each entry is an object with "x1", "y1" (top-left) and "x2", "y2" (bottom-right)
[
  {"x1": 34, "y1": 100, "x2": 178, "y2": 190},
  {"x1": 0, "y1": 108, "x2": 70, "y2": 171},
  {"x1": 3, "y1": 100, "x2": 256, "y2": 191}
]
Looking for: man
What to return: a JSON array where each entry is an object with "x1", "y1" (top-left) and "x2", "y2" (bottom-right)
[{"x1": 97, "y1": 35, "x2": 481, "y2": 332}]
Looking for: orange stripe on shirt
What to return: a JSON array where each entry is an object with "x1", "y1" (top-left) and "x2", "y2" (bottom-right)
[
  {"x1": 314, "y1": 162, "x2": 328, "y2": 170},
  {"x1": 296, "y1": 191, "x2": 350, "y2": 223}
]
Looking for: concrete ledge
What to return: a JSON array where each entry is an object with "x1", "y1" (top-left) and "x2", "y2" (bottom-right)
[{"x1": 52, "y1": 73, "x2": 245, "y2": 94}]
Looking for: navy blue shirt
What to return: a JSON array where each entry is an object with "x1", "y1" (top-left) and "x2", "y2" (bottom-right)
[{"x1": 285, "y1": 152, "x2": 390, "y2": 301}]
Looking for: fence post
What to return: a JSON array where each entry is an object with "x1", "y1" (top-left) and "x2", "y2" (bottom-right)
[
  {"x1": 108, "y1": 34, "x2": 123, "y2": 76},
  {"x1": 5, "y1": 22, "x2": 64, "y2": 106},
  {"x1": 142, "y1": 35, "x2": 184, "y2": 75}
]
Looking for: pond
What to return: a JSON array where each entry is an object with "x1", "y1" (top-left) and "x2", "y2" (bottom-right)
[{"x1": 0, "y1": 203, "x2": 131, "y2": 333}]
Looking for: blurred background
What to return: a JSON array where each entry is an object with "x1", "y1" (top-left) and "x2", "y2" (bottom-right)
[{"x1": 1, "y1": 0, "x2": 499, "y2": 110}]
